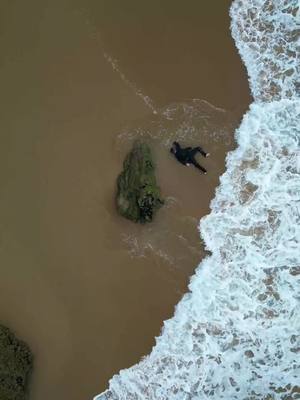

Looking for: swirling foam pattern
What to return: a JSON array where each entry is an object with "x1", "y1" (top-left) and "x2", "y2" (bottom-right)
[
  {"x1": 230, "y1": 0, "x2": 300, "y2": 102},
  {"x1": 94, "y1": 1, "x2": 300, "y2": 399}
]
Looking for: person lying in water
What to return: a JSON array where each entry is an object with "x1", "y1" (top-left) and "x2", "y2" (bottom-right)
[{"x1": 170, "y1": 141, "x2": 210, "y2": 174}]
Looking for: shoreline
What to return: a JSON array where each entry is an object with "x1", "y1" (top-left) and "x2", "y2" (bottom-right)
[{"x1": 95, "y1": 0, "x2": 300, "y2": 398}]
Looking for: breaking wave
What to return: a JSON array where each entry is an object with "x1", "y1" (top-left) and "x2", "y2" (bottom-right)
[
  {"x1": 230, "y1": 0, "x2": 300, "y2": 102},
  {"x1": 94, "y1": 0, "x2": 300, "y2": 398}
]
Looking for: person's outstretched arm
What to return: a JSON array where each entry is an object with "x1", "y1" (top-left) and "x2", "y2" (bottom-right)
[{"x1": 195, "y1": 146, "x2": 209, "y2": 158}]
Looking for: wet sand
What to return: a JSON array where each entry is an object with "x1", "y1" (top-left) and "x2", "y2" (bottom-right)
[{"x1": 0, "y1": 1, "x2": 250, "y2": 399}]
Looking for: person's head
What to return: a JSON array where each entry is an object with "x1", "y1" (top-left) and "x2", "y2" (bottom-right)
[{"x1": 170, "y1": 141, "x2": 179, "y2": 154}]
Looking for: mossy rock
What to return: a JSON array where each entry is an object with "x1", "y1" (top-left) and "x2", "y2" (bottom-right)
[
  {"x1": 116, "y1": 142, "x2": 164, "y2": 223},
  {"x1": 0, "y1": 325, "x2": 33, "y2": 400}
]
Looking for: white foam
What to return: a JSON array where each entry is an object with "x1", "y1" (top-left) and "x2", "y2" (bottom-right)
[
  {"x1": 103, "y1": 52, "x2": 158, "y2": 115},
  {"x1": 94, "y1": 1, "x2": 300, "y2": 398},
  {"x1": 75, "y1": 7, "x2": 158, "y2": 115},
  {"x1": 117, "y1": 99, "x2": 235, "y2": 148},
  {"x1": 230, "y1": 0, "x2": 300, "y2": 102}
]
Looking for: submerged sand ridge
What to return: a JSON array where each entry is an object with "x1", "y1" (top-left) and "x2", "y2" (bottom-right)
[{"x1": 0, "y1": 1, "x2": 250, "y2": 399}]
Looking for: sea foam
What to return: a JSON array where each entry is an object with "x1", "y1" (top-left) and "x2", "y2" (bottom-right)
[{"x1": 94, "y1": 0, "x2": 300, "y2": 398}]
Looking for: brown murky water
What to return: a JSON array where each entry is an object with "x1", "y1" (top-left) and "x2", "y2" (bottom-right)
[{"x1": 0, "y1": 1, "x2": 250, "y2": 399}]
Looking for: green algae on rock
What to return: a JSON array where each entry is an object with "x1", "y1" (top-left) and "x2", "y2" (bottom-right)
[
  {"x1": 0, "y1": 325, "x2": 33, "y2": 400},
  {"x1": 116, "y1": 142, "x2": 164, "y2": 223}
]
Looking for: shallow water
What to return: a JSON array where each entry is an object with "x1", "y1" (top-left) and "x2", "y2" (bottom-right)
[
  {"x1": 0, "y1": 1, "x2": 250, "y2": 399},
  {"x1": 96, "y1": 0, "x2": 300, "y2": 399}
]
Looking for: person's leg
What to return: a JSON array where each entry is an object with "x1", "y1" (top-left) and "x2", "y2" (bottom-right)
[{"x1": 191, "y1": 158, "x2": 207, "y2": 174}]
